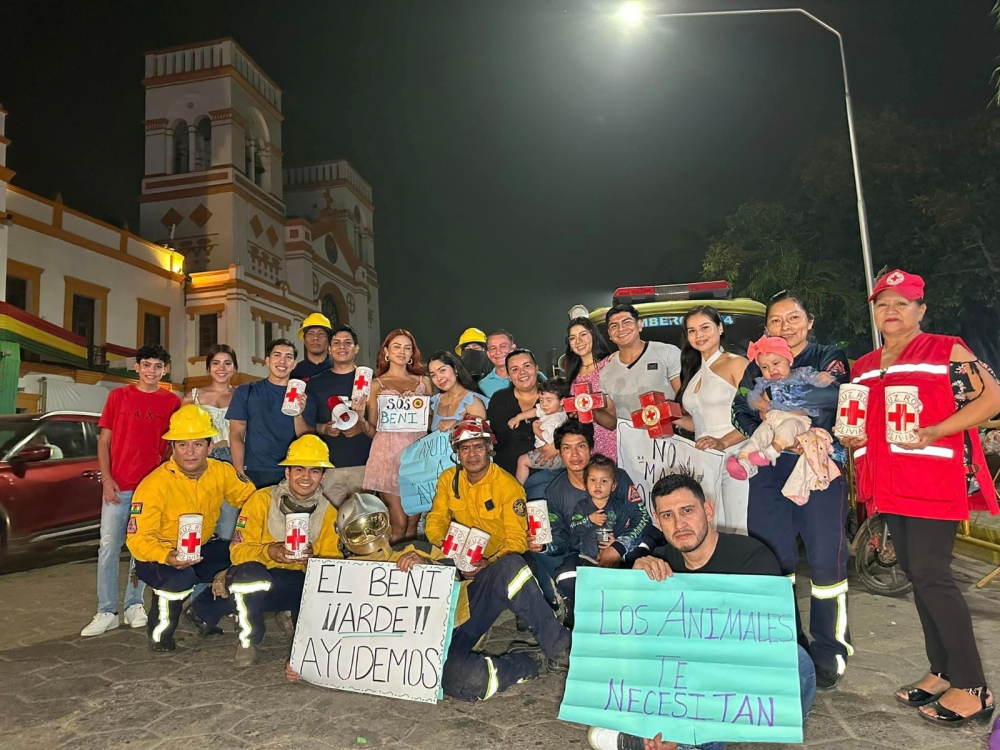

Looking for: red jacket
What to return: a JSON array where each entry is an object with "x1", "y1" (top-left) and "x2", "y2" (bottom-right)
[{"x1": 851, "y1": 332, "x2": 998, "y2": 521}]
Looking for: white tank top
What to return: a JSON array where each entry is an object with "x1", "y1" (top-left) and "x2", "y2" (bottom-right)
[{"x1": 681, "y1": 350, "x2": 737, "y2": 440}]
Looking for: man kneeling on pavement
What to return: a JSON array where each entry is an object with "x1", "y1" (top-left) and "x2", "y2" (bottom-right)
[
  {"x1": 286, "y1": 416, "x2": 572, "y2": 701},
  {"x1": 587, "y1": 473, "x2": 817, "y2": 750},
  {"x1": 126, "y1": 405, "x2": 257, "y2": 652}
]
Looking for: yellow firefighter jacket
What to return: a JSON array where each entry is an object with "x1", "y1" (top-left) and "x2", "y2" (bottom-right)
[
  {"x1": 126, "y1": 458, "x2": 256, "y2": 564},
  {"x1": 425, "y1": 462, "x2": 528, "y2": 562},
  {"x1": 229, "y1": 486, "x2": 343, "y2": 571}
]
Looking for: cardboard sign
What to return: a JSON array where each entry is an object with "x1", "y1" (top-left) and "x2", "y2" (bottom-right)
[
  {"x1": 398, "y1": 431, "x2": 453, "y2": 515},
  {"x1": 616, "y1": 421, "x2": 749, "y2": 536},
  {"x1": 558, "y1": 567, "x2": 803, "y2": 745},
  {"x1": 378, "y1": 394, "x2": 430, "y2": 433},
  {"x1": 290, "y1": 558, "x2": 460, "y2": 704}
]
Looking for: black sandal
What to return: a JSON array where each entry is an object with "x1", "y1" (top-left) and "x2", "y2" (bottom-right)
[
  {"x1": 896, "y1": 671, "x2": 949, "y2": 708},
  {"x1": 919, "y1": 686, "x2": 995, "y2": 726}
]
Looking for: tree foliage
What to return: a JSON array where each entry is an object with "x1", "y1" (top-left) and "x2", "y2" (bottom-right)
[{"x1": 703, "y1": 110, "x2": 1000, "y2": 362}]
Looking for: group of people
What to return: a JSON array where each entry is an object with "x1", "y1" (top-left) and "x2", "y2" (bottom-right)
[{"x1": 78, "y1": 269, "x2": 1000, "y2": 749}]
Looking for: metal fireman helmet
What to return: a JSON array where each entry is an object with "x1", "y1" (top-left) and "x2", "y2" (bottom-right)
[
  {"x1": 162, "y1": 404, "x2": 220, "y2": 441},
  {"x1": 454, "y1": 327, "x2": 487, "y2": 355},
  {"x1": 336, "y1": 492, "x2": 391, "y2": 557},
  {"x1": 297, "y1": 312, "x2": 334, "y2": 340},
  {"x1": 278, "y1": 435, "x2": 335, "y2": 468},
  {"x1": 449, "y1": 416, "x2": 496, "y2": 451}
]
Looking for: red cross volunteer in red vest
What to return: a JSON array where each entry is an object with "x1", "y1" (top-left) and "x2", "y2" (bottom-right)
[{"x1": 845, "y1": 269, "x2": 1000, "y2": 728}]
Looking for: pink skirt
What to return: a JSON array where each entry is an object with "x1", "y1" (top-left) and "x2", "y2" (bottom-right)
[{"x1": 363, "y1": 429, "x2": 423, "y2": 496}]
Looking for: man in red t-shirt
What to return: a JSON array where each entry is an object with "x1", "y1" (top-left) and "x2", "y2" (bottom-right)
[{"x1": 81, "y1": 345, "x2": 181, "y2": 637}]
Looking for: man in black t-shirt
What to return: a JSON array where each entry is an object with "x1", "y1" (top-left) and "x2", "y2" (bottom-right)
[
  {"x1": 303, "y1": 325, "x2": 372, "y2": 502},
  {"x1": 586, "y1": 473, "x2": 817, "y2": 750}
]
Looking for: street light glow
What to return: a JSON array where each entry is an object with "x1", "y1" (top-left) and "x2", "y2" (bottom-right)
[{"x1": 619, "y1": 2, "x2": 643, "y2": 28}]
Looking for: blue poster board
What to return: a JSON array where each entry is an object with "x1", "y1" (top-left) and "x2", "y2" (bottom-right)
[
  {"x1": 558, "y1": 568, "x2": 803, "y2": 745},
  {"x1": 399, "y1": 431, "x2": 454, "y2": 515}
]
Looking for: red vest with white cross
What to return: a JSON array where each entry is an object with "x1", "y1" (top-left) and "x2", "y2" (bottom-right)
[{"x1": 850, "y1": 332, "x2": 997, "y2": 521}]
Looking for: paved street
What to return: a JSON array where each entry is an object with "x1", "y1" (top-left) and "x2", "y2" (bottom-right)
[{"x1": 1, "y1": 549, "x2": 998, "y2": 750}]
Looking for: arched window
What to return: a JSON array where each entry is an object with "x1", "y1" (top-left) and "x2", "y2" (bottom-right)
[
  {"x1": 172, "y1": 121, "x2": 189, "y2": 175},
  {"x1": 194, "y1": 118, "x2": 212, "y2": 171}
]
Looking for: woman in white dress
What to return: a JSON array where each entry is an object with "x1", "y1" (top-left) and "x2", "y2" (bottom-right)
[{"x1": 675, "y1": 306, "x2": 750, "y2": 534}]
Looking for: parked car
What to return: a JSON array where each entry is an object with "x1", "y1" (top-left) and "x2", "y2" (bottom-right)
[{"x1": 0, "y1": 411, "x2": 103, "y2": 553}]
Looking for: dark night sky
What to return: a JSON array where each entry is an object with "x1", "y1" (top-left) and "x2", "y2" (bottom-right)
[{"x1": 1, "y1": 1, "x2": 997, "y2": 362}]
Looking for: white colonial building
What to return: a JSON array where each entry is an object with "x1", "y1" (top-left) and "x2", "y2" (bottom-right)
[{"x1": 0, "y1": 39, "x2": 380, "y2": 413}]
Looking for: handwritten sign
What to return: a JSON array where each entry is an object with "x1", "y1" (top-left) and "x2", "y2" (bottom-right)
[
  {"x1": 399, "y1": 431, "x2": 453, "y2": 516},
  {"x1": 290, "y1": 558, "x2": 460, "y2": 704},
  {"x1": 378, "y1": 394, "x2": 430, "y2": 433},
  {"x1": 617, "y1": 421, "x2": 749, "y2": 536},
  {"x1": 558, "y1": 567, "x2": 803, "y2": 745}
]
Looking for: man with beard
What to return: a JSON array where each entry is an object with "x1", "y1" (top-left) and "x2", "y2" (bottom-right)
[
  {"x1": 222, "y1": 435, "x2": 343, "y2": 666},
  {"x1": 587, "y1": 473, "x2": 817, "y2": 750}
]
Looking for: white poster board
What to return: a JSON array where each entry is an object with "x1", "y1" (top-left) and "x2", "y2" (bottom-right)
[
  {"x1": 290, "y1": 558, "x2": 460, "y2": 704},
  {"x1": 377, "y1": 394, "x2": 430, "y2": 433},
  {"x1": 617, "y1": 421, "x2": 749, "y2": 535}
]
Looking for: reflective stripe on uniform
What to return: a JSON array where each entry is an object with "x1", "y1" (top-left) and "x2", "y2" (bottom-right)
[
  {"x1": 483, "y1": 656, "x2": 499, "y2": 700},
  {"x1": 811, "y1": 579, "x2": 848, "y2": 598},
  {"x1": 812, "y1": 580, "x2": 854, "y2": 662},
  {"x1": 507, "y1": 566, "x2": 535, "y2": 599},
  {"x1": 889, "y1": 444, "x2": 954, "y2": 459},
  {"x1": 555, "y1": 570, "x2": 577, "y2": 584},
  {"x1": 151, "y1": 587, "x2": 193, "y2": 643},
  {"x1": 786, "y1": 573, "x2": 796, "y2": 584},
  {"x1": 230, "y1": 580, "x2": 272, "y2": 649}
]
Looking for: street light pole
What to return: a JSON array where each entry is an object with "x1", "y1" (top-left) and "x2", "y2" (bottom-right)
[{"x1": 640, "y1": 8, "x2": 880, "y2": 348}]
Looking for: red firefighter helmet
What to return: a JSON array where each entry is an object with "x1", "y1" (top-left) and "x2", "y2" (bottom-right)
[{"x1": 449, "y1": 416, "x2": 497, "y2": 450}]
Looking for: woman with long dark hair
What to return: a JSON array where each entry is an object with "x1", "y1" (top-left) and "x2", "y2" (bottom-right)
[
  {"x1": 732, "y1": 290, "x2": 852, "y2": 691},
  {"x1": 363, "y1": 329, "x2": 431, "y2": 542},
  {"x1": 674, "y1": 305, "x2": 749, "y2": 534},
  {"x1": 427, "y1": 350, "x2": 489, "y2": 433},
  {"x1": 564, "y1": 317, "x2": 618, "y2": 461}
]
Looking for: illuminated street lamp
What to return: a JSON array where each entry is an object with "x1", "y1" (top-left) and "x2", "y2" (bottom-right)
[{"x1": 621, "y1": 5, "x2": 880, "y2": 348}]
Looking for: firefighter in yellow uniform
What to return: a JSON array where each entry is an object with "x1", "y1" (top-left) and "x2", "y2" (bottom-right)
[
  {"x1": 127, "y1": 405, "x2": 256, "y2": 652},
  {"x1": 424, "y1": 418, "x2": 571, "y2": 697},
  {"x1": 288, "y1": 490, "x2": 569, "y2": 701},
  {"x1": 226, "y1": 435, "x2": 343, "y2": 666}
]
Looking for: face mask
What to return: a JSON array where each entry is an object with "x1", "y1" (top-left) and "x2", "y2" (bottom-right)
[{"x1": 461, "y1": 348, "x2": 490, "y2": 381}]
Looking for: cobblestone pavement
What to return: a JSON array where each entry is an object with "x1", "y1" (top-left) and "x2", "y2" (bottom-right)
[{"x1": 1, "y1": 549, "x2": 998, "y2": 750}]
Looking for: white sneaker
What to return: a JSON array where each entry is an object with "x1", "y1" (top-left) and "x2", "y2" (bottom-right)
[
  {"x1": 124, "y1": 604, "x2": 148, "y2": 629},
  {"x1": 587, "y1": 727, "x2": 644, "y2": 750},
  {"x1": 80, "y1": 612, "x2": 120, "y2": 637}
]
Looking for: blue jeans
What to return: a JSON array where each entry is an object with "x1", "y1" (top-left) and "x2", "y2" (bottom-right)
[{"x1": 97, "y1": 490, "x2": 145, "y2": 614}]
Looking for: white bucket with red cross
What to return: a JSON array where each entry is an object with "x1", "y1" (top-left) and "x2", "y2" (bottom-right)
[
  {"x1": 176, "y1": 514, "x2": 203, "y2": 563},
  {"x1": 281, "y1": 379, "x2": 307, "y2": 417},
  {"x1": 441, "y1": 521, "x2": 470, "y2": 561},
  {"x1": 284, "y1": 513, "x2": 310, "y2": 560},
  {"x1": 526, "y1": 500, "x2": 552, "y2": 545},
  {"x1": 885, "y1": 386, "x2": 922, "y2": 445},
  {"x1": 834, "y1": 384, "x2": 870, "y2": 439},
  {"x1": 351, "y1": 367, "x2": 373, "y2": 410},
  {"x1": 457, "y1": 528, "x2": 491, "y2": 573}
]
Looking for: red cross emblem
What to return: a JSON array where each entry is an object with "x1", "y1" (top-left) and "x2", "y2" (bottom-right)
[
  {"x1": 888, "y1": 403, "x2": 916, "y2": 432},
  {"x1": 839, "y1": 400, "x2": 866, "y2": 426},
  {"x1": 563, "y1": 382, "x2": 605, "y2": 424},
  {"x1": 286, "y1": 528, "x2": 307, "y2": 551},
  {"x1": 180, "y1": 532, "x2": 201, "y2": 554},
  {"x1": 442, "y1": 533, "x2": 461, "y2": 556},
  {"x1": 465, "y1": 543, "x2": 485, "y2": 564},
  {"x1": 285, "y1": 386, "x2": 301, "y2": 404},
  {"x1": 353, "y1": 372, "x2": 370, "y2": 391},
  {"x1": 528, "y1": 515, "x2": 543, "y2": 537},
  {"x1": 630, "y1": 391, "x2": 682, "y2": 438}
]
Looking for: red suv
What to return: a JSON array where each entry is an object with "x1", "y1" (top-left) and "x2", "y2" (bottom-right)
[{"x1": 0, "y1": 411, "x2": 103, "y2": 553}]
